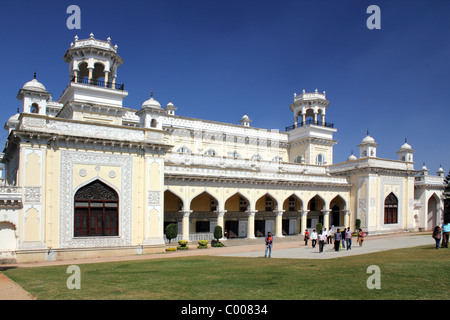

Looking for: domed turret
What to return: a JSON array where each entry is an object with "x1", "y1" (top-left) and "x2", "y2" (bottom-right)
[
  {"x1": 142, "y1": 92, "x2": 162, "y2": 109},
  {"x1": 357, "y1": 130, "x2": 378, "y2": 158},
  {"x1": 17, "y1": 73, "x2": 51, "y2": 115},
  {"x1": 396, "y1": 138, "x2": 415, "y2": 162}
]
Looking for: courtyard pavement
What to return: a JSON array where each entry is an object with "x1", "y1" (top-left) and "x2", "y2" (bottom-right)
[{"x1": 217, "y1": 233, "x2": 435, "y2": 259}]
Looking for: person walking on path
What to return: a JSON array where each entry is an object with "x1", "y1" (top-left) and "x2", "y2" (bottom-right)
[
  {"x1": 311, "y1": 229, "x2": 318, "y2": 248},
  {"x1": 345, "y1": 227, "x2": 352, "y2": 250},
  {"x1": 318, "y1": 230, "x2": 327, "y2": 253},
  {"x1": 341, "y1": 229, "x2": 346, "y2": 249},
  {"x1": 327, "y1": 228, "x2": 333, "y2": 244},
  {"x1": 357, "y1": 229, "x2": 366, "y2": 247},
  {"x1": 334, "y1": 228, "x2": 342, "y2": 251},
  {"x1": 432, "y1": 226, "x2": 442, "y2": 250},
  {"x1": 304, "y1": 229, "x2": 310, "y2": 246},
  {"x1": 264, "y1": 232, "x2": 273, "y2": 258},
  {"x1": 441, "y1": 222, "x2": 450, "y2": 248}
]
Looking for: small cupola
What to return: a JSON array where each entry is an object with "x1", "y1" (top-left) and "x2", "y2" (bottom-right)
[{"x1": 357, "y1": 130, "x2": 378, "y2": 158}]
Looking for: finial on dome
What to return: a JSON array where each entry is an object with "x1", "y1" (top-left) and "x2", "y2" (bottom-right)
[
  {"x1": 34, "y1": 70, "x2": 37, "y2": 79},
  {"x1": 90, "y1": 32, "x2": 94, "y2": 39},
  {"x1": 107, "y1": 37, "x2": 111, "y2": 43},
  {"x1": 74, "y1": 35, "x2": 78, "y2": 41}
]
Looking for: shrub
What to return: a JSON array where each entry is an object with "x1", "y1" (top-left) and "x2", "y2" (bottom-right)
[
  {"x1": 178, "y1": 240, "x2": 188, "y2": 247},
  {"x1": 214, "y1": 226, "x2": 223, "y2": 242},
  {"x1": 198, "y1": 240, "x2": 208, "y2": 247},
  {"x1": 213, "y1": 242, "x2": 224, "y2": 247},
  {"x1": 165, "y1": 223, "x2": 178, "y2": 245},
  {"x1": 166, "y1": 247, "x2": 177, "y2": 252},
  {"x1": 315, "y1": 222, "x2": 323, "y2": 234},
  {"x1": 177, "y1": 240, "x2": 189, "y2": 250},
  {"x1": 355, "y1": 219, "x2": 361, "y2": 230}
]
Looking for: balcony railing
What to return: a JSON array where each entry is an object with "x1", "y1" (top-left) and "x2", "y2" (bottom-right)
[
  {"x1": 285, "y1": 119, "x2": 334, "y2": 132},
  {"x1": 71, "y1": 76, "x2": 125, "y2": 90}
]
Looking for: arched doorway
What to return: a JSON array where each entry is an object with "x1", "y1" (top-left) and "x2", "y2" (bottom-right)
[
  {"x1": 190, "y1": 192, "x2": 219, "y2": 236},
  {"x1": 0, "y1": 222, "x2": 16, "y2": 252},
  {"x1": 427, "y1": 194, "x2": 439, "y2": 231},
  {"x1": 74, "y1": 180, "x2": 119, "y2": 237},
  {"x1": 224, "y1": 193, "x2": 249, "y2": 238},
  {"x1": 164, "y1": 190, "x2": 184, "y2": 240},
  {"x1": 255, "y1": 194, "x2": 278, "y2": 237},
  {"x1": 282, "y1": 194, "x2": 302, "y2": 235},
  {"x1": 330, "y1": 195, "x2": 346, "y2": 227},
  {"x1": 307, "y1": 195, "x2": 325, "y2": 229}
]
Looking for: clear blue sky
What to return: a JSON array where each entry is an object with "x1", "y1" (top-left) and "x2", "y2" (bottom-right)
[{"x1": 0, "y1": 0, "x2": 449, "y2": 174}]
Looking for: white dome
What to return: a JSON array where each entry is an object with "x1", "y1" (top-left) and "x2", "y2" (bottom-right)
[
  {"x1": 22, "y1": 78, "x2": 47, "y2": 93},
  {"x1": 361, "y1": 135, "x2": 375, "y2": 144},
  {"x1": 399, "y1": 142, "x2": 412, "y2": 150},
  {"x1": 347, "y1": 154, "x2": 357, "y2": 161},
  {"x1": 142, "y1": 96, "x2": 161, "y2": 109}
]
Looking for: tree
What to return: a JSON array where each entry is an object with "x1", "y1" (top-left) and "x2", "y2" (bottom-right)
[
  {"x1": 214, "y1": 226, "x2": 223, "y2": 244},
  {"x1": 315, "y1": 222, "x2": 323, "y2": 234},
  {"x1": 445, "y1": 170, "x2": 450, "y2": 195},
  {"x1": 165, "y1": 223, "x2": 178, "y2": 245}
]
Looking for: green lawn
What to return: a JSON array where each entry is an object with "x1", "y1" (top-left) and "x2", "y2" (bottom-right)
[{"x1": 2, "y1": 245, "x2": 449, "y2": 300}]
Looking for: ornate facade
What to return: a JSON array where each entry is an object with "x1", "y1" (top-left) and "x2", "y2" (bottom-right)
[{"x1": 0, "y1": 35, "x2": 445, "y2": 263}]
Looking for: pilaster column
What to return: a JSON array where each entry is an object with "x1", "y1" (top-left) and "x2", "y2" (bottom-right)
[
  {"x1": 246, "y1": 210, "x2": 257, "y2": 239},
  {"x1": 300, "y1": 210, "x2": 309, "y2": 235},
  {"x1": 343, "y1": 210, "x2": 350, "y2": 229},
  {"x1": 180, "y1": 210, "x2": 193, "y2": 241},
  {"x1": 104, "y1": 70, "x2": 110, "y2": 87},
  {"x1": 274, "y1": 210, "x2": 285, "y2": 237},
  {"x1": 294, "y1": 116, "x2": 298, "y2": 128},
  {"x1": 323, "y1": 209, "x2": 331, "y2": 229},
  {"x1": 216, "y1": 210, "x2": 227, "y2": 237}
]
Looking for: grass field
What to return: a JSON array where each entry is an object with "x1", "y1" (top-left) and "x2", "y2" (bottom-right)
[{"x1": 1, "y1": 245, "x2": 449, "y2": 300}]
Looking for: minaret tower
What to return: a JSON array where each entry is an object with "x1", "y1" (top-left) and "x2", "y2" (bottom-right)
[
  {"x1": 287, "y1": 89, "x2": 337, "y2": 165},
  {"x1": 58, "y1": 33, "x2": 128, "y2": 119}
]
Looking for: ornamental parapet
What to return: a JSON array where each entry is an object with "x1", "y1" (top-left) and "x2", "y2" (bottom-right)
[
  {"x1": 329, "y1": 157, "x2": 416, "y2": 175},
  {"x1": 0, "y1": 186, "x2": 22, "y2": 208}
]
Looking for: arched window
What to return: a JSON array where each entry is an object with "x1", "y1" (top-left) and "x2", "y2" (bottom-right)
[
  {"x1": 205, "y1": 149, "x2": 216, "y2": 156},
  {"x1": 294, "y1": 155, "x2": 304, "y2": 163},
  {"x1": 177, "y1": 146, "x2": 192, "y2": 154},
  {"x1": 30, "y1": 103, "x2": 39, "y2": 114},
  {"x1": 74, "y1": 180, "x2": 119, "y2": 237},
  {"x1": 316, "y1": 153, "x2": 325, "y2": 165},
  {"x1": 384, "y1": 193, "x2": 398, "y2": 224}
]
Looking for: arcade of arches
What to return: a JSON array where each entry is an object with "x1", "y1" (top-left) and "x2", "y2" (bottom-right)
[{"x1": 163, "y1": 187, "x2": 349, "y2": 241}]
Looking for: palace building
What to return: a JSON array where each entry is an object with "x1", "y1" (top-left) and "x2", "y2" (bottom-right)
[{"x1": 0, "y1": 35, "x2": 445, "y2": 263}]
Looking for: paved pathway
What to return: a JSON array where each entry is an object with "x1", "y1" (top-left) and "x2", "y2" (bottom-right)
[
  {"x1": 0, "y1": 232, "x2": 436, "y2": 300},
  {"x1": 218, "y1": 233, "x2": 434, "y2": 259}
]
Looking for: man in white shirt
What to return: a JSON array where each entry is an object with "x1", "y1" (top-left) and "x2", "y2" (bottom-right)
[
  {"x1": 318, "y1": 231, "x2": 327, "y2": 253},
  {"x1": 310, "y1": 229, "x2": 318, "y2": 248}
]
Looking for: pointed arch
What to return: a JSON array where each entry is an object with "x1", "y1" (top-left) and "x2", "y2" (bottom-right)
[
  {"x1": 330, "y1": 195, "x2": 346, "y2": 227},
  {"x1": 225, "y1": 192, "x2": 250, "y2": 213},
  {"x1": 190, "y1": 191, "x2": 219, "y2": 213},
  {"x1": 307, "y1": 194, "x2": 325, "y2": 211},
  {"x1": 74, "y1": 179, "x2": 119, "y2": 237},
  {"x1": 384, "y1": 192, "x2": 398, "y2": 224},
  {"x1": 282, "y1": 194, "x2": 303, "y2": 212},
  {"x1": 256, "y1": 193, "x2": 278, "y2": 212},
  {"x1": 427, "y1": 193, "x2": 440, "y2": 230}
]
